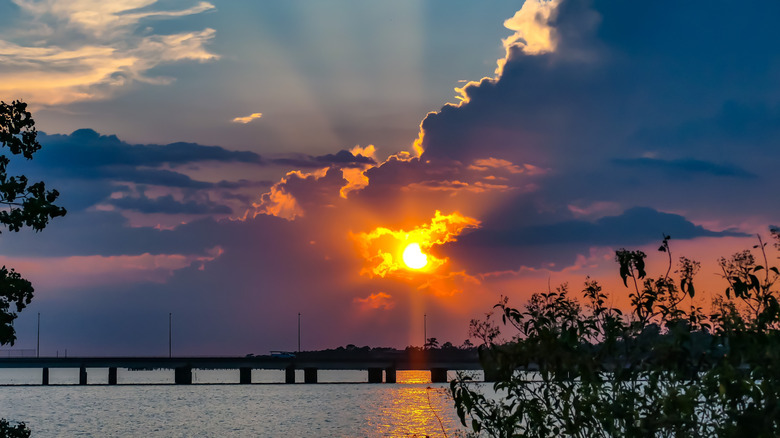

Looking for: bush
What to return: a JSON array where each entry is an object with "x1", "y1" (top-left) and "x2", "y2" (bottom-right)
[
  {"x1": 451, "y1": 232, "x2": 780, "y2": 437},
  {"x1": 0, "y1": 419, "x2": 31, "y2": 438}
]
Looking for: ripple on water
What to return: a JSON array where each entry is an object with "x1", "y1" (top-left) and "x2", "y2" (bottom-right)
[{"x1": 0, "y1": 369, "x2": 479, "y2": 437}]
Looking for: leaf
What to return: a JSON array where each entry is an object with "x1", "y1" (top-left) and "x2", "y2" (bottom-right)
[{"x1": 749, "y1": 274, "x2": 760, "y2": 290}]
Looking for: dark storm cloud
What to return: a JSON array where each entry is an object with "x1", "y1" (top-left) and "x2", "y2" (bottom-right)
[
  {"x1": 110, "y1": 168, "x2": 213, "y2": 188},
  {"x1": 31, "y1": 130, "x2": 372, "y2": 190},
  {"x1": 269, "y1": 149, "x2": 376, "y2": 168},
  {"x1": 446, "y1": 207, "x2": 748, "y2": 273},
  {"x1": 19, "y1": 129, "x2": 265, "y2": 202},
  {"x1": 459, "y1": 207, "x2": 745, "y2": 249},
  {"x1": 214, "y1": 179, "x2": 273, "y2": 189},
  {"x1": 612, "y1": 158, "x2": 757, "y2": 179},
  {"x1": 634, "y1": 101, "x2": 780, "y2": 155},
  {"x1": 389, "y1": 0, "x2": 780, "y2": 244},
  {"x1": 38, "y1": 129, "x2": 264, "y2": 168},
  {"x1": 107, "y1": 194, "x2": 233, "y2": 215},
  {"x1": 5, "y1": 130, "x2": 274, "y2": 216},
  {"x1": 416, "y1": 0, "x2": 780, "y2": 167}
]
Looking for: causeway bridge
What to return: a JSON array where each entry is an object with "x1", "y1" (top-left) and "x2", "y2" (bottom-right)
[{"x1": 0, "y1": 353, "x2": 483, "y2": 385}]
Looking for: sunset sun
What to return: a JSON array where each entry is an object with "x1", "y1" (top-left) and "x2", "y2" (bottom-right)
[{"x1": 402, "y1": 243, "x2": 428, "y2": 270}]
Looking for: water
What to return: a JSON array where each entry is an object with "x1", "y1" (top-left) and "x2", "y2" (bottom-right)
[{"x1": 0, "y1": 369, "x2": 479, "y2": 437}]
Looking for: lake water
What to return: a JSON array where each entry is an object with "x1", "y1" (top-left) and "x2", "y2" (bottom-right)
[{"x1": 0, "y1": 369, "x2": 480, "y2": 437}]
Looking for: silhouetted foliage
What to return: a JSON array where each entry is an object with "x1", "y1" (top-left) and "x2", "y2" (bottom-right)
[
  {"x1": 0, "y1": 419, "x2": 31, "y2": 438},
  {"x1": 468, "y1": 314, "x2": 500, "y2": 346},
  {"x1": 452, "y1": 231, "x2": 780, "y2": 437},
  {"x1": 0, "y1": 100, "x2": 66, "y2": 346}
]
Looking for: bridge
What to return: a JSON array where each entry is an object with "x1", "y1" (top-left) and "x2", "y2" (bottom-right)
[{"x1": 0, "y1": 353, "x2": 484, "y2": 385}]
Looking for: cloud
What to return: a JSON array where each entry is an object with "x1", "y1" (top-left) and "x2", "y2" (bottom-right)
[
  {"x1": 18, "y1": 129, "x2": 270, "y2": 220},
  {"x1": 1, "y1": 246, "x2": 223, "y2": 291},
  {"x1": 1, "y1": 0, "x2": 218, "y2": 105},
  {"x1": 450, "y1": 207, "x2": 748, "y2": 273},
  {"x1": 464, "y1": 207, "x2": 746, "y2": 249},
  {"x1": 238, "y1": 0, "x2": 777, "y2": 292},
  {"x1": 403, "y1": 0, "x2": 780, "y2": 231},
  {"x1": 252, "y1": 183, "x2": 305, "y2": 221},
  {"x1": 353, "y1": 210, "x2": 480, "y2": 278},
  {"x1": 37, "y1": 129, "x2": 263, "y2": 169},
  {"x1": 106, "y1": 194, "x2": 232, "y2": 215},
  {"x1": 269, "y1": 149, "x2": 376, "y2": 169},
  {"x1": 496, "y1": 0, "x2": 561, "y2": 73},
  {"x1": 353, "y1": 292, "x2": 395, "y2": 311},
  {"x1": 612, "y1": 158, "x2": 757, "y2": 179},
  {"x1": 232, "y1": 113, "x2": 263, "y2": 124},
  {"x1": 8, "y1": 0, "x2": 780, "y2": 355}
]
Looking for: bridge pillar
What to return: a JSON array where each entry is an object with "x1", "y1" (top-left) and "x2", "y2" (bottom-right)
[
  {"x1": 175, "y1": 366, "x2": 192, "y2": 384},
  {"x1": 285, "y1": 366, "x2": 295, "y2": 384},
  {"x1": 108, "y1": 367, "x2": 118, "y2": 385},
  {"x1": 367, "y1": 368, "x2": 382, "y2": 383},
  {"x1": 79, "y1": 366, "x2": 88, "y2": 385},
  {"x1": 42, "y1": 368, "x2": 49, "y2": 385},
  {"x1": 239, "y1": 367, "x2": 252, "y2": 384},
  {"x1": 304, "y1": 367, "x2": 318, "y2": 384},
  {"x1": 384, "y1": 367, "x2": 396, "y2": 383},
  {"x1": 430, "y1": 368, "x2": 448, "y2": 383}
]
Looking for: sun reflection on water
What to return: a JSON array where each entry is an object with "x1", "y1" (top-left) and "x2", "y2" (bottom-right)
[
  {"x1": 397, "y1": 370, "x2": 432, "y2": 384},
  {"x1": 370, "y1": 370, "x2": 458, "y2": 437}
]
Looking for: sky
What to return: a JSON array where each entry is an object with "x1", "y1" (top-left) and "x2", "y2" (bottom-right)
[{"x1": 1, "y1": 0, "x2": 778, "y2": 356}]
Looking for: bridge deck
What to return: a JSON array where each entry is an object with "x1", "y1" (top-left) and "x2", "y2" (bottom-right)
[{"x1": 0, "y1": 356, "x2": 482, "y2": 371}]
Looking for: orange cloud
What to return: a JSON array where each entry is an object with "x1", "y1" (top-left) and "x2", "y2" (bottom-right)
[
  {"x1": 349, "y1": 144, "x2": 377, "y2": 160},
  {"x1": 253, "y1": 185, "x2": 303, "y2": 220},
  {"x1": 251, "y1": 169, "x2": 328, "y2": 220},
  {"x1": 402, "y1": 180, "x2": 511, "y2": 194},
  {"x1": 353, "y1": 210, "x2": 480, "y2": 278},
  {"x1": 353, "y1": 292, "x2": 395, "y2": 310},
  {"x1": 469, "y1": 157, "x2": 524, "y2": 174},
  {"x1": 1, "y1": 1, "x2": 218, "y2": 105},
  {"x1": 232, "y1": 112, "x2": 263, "y2": 124},
  {"x1": 417, "y1": 271, "x2": 482, "y2": 298},
  {"x1": 339, "y1": 145, "x2": 377, "y2": 198},
  {"x1": 340, "y1": 167, "x2": 370, "y2": 199}
]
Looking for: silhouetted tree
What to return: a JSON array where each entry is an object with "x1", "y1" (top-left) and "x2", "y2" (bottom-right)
[
  {"x1": 0, "y1": 100, "x2": 66, "y2": 346},
  {"x1": 452, "y1": 232, "x2": 780, "y2": 437},
  {"x1": 0, "y1": 418, "x2": 31, "y2": 438},
  {"x1": 468, "y1": 314, "x2": 500, "y2": 346}
]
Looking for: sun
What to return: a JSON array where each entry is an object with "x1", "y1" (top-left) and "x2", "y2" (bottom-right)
[{"x1": 402, "y1": 243, "x2": 428, "y2": 270}]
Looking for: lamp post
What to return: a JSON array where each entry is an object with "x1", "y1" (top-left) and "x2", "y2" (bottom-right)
[
  {"x1": 168, "y1": 313, "x2": 172, "y2": 358},
  {"x1": 297, "y1": 312, "x2": 301, "y2": 353},
  {"x1": 37, "y1": 312, "x2": 40, "y2": 358},
  {"x1": 424, "y1": 313, "x2": 427, "y2": 349}
]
